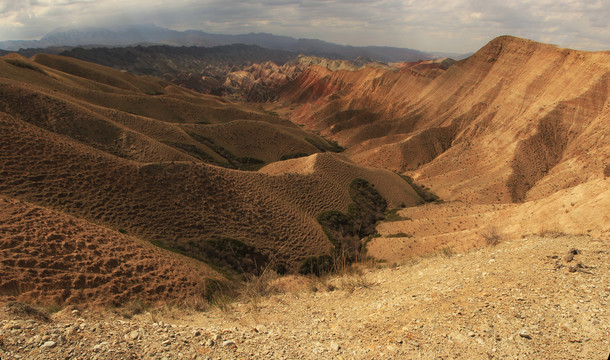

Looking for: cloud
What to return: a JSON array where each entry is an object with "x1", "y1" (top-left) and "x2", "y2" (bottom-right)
[{"x1": 0, "y1": 0, "x2": 607, "y2": 52}]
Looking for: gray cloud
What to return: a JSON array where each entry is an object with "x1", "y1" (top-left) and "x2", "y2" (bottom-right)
[{"x1": 0, "y1": 0, "x2": 607, "y2": 52}]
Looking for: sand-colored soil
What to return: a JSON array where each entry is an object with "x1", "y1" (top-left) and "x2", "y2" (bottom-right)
[{"x1": 369, "y1": 177, "x2": 609, "y2": 262}]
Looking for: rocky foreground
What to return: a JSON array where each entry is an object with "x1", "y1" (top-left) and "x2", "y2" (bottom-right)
[{"x1": 1, "y1": 234, "x2": 608, "y2": 360}]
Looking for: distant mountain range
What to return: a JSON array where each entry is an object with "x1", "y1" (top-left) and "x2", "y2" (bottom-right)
[{"x1": 0, "y1": 24, "x2": 459, "y2": 62}]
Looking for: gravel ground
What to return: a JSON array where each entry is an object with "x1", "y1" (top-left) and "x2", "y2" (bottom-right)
[{"x1": 1, "y1": 234, "x2": 608, "y2": 359}]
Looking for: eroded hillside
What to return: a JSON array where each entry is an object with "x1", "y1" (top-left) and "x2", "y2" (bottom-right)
[
  {"x1": 0, "y1": 53, "x2": 423, "y2": 306},
  {"x1": 277, "y1": 36, "x2": 610, "y2": 205}
]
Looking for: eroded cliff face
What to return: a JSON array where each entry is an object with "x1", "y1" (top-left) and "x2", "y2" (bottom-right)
[
  {"x1": 278, "y1": 36, "x2": 610, "y2": 204},
  {"x1": 222, "y1": 56, "x2": 392, "y2": 102}
]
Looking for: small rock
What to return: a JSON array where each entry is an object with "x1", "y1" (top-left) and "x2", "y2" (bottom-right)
[
  {"x1": 222, "y1": 340, "x2": 236, "y2": 347},
  {"x1": 518, "y1": 330, "x2": 531, "y2": 339},
  {"x1": 192, "y1": 330, "x2": 201, "y2": 337},
  {"x1": 3, "y1": 323, "x2": 20, "y2": 330},
  {"x1": 29, "y1": 335, "x2": 42, "y2": 345},
  {"x1": 128, "y1": 329, "x2": 140, "y2": 340},
  {"x1": 409, "y1": 340, "x2": 420, "y2": 347},
  {"x1": 214, "y1": 334, "x2": 222, "y2": 341},
  {"x1": 93, "y1": 341, "x2": 108, "y2": 351},
  {"x1": 330, "y1": 341, "x2": 340, "y2": 351},
  {"x1": 65, "y1": 326, "x2": 77, "y2": 337},
  {"x1": 205, "y1": 339, "x2": 215, "y2": 347},
  {"x1": 468, "y1": 331, "x2": 476, "y2": 337},
  {"x1": 42, "y1": 341, "x2": 57, "y2": 348},
  {"x1": 162, "y1": 339, "x2": 171, "y2": 346}
]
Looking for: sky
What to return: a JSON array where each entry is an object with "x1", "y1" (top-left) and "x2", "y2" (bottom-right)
[{"x1": 0, "y1": 0, "x2": 608, "y2": 53}]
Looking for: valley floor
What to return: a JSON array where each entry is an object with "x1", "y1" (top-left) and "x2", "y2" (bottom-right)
[{"x1": 1, "y1": 234, "x2": 608, "y2": 360}]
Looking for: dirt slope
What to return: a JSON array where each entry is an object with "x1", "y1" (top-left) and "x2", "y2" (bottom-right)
[
  {"x1": 278, "y1": 36, "x2": 610, "y2": 206},
  {"x1": 1, "y1": 233, "x2": 607, "y2": 359},
  {"x1": 0, "y1": 196, "x2": 221, "y2": 307}
]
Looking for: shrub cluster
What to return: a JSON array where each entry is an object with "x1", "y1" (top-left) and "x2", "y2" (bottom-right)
[{"x1": 301, "y1": 178, "x2": 387, "y2": 275}]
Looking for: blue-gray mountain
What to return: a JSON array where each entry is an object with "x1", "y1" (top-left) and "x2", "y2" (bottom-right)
[{"x1": 0, "y1": 24, "x2": 442, "y2": 62}]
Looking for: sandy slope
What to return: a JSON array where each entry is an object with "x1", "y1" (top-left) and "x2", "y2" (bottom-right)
[{"x1": 369, "y1": 178, "x2": 610, "y2": 262}]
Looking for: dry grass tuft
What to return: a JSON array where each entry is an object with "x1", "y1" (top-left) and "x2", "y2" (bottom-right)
[
  {"x1": 538, "y1": 225, "x2": 566, "y2": 238},
  {"x1": 439, "y1": 246, "x2": 455, "y2": 258},
  {"x1": 482, "y1": 226, "x2": 501, "y2": 246}
]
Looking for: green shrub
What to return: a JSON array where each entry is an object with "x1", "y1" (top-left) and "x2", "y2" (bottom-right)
[
  {"x1": 314, "y1": 178, "x2": 388, "y2": 274},
  {"x1": 384, "y1": 208, "x2": 411, "y2": 222}
]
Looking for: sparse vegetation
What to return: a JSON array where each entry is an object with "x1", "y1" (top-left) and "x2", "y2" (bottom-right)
[
  {"x1": 150, "y1": 237, "x2": 268, "y2": 277},
  {"x1": 386, "y1": 232, "x2": 413, "y2": 238},
  {"x1": 305, "y1": 137, "x2": 345, "y2": 153},
  {"x1": 537, "y1": 226, "x2": 566, "y2": 238},
  {"x1": 204, "y1": 279, "x2": 234, "y2": 312},
  {"x1": 299, "y1": 255, "x2": 334, "y2": 276},
  {"x1": 114, "y1": 299, "x2": 150, "y2": 319},
  {"x1": 326, "y1": 138, "x2": 345, "y2": 152},
  {"x1": 183, "y1": 132, "x2": 266, "y2": 170},
  {"x1": 440, "y1": 246, "x2": 455, "y2": 258},
  {"x1": 397, "y1": 173, "x2": 442, "y2": 203},
  {"x1": 339, "y1": 274, "x2": 374, "y2": 293},
  {"x1": 161, "y1": 140, "x2": 219, "y2": 164},
  {"x1": 384, "y1": 208, "x2": 411, "y2": 222},
  {"x1": 604, "y1": 164, "x2": 610, "y2": 177},
  {"x1": 4, "y1": 59, "x2": 47, "y2": 75},
  {"x1": 4, "y1": 301, "x2": 51, "y2": 322}
]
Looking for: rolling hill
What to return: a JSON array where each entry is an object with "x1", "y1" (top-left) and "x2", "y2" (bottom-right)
[
  {"x1": 0, "y1": 35, "x2": 607, "y2": 307},
  {"x1": 0, "y1": 53, "x2": 423, "y2": 306}
]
